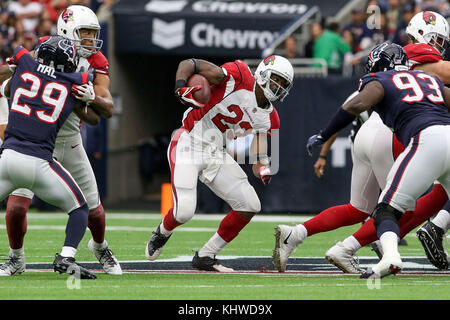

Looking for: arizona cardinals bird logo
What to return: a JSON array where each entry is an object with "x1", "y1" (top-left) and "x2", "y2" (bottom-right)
[
  {"x1": 423, "y1": 11, "x2": 436, "y2": 25},
  {"x1": 61, "y1": 9, "x2": 73, "y2": 23},
  {"x1": 264, "y1": 55, "x2": 275, "y2": 65}
]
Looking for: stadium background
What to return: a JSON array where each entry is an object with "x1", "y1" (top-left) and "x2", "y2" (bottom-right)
[{"x1": 5, "y1": 0, "x2": 449, "y2": 214}]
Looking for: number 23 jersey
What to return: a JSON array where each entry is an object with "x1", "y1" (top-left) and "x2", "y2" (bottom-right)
[{"x1": 181, "y1": 60, "x2": 280, "y2": 148}]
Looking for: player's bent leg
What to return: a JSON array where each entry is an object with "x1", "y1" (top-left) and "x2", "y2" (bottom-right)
[
  {"x1": 33, "y1": 159, "x2": 96, "y2": 279},
  {"x1": 5, "y1": 195, "x2": 31, "y2": 250},
  {"x1": 360, "y1": 203, "x2": 403, "y2": 279},
  {"x1": 193, "y1": 162, "x2": 258, "y2": 272},
  {"x1": 87, "y1": 204, "x2": 122, "y2": 275}
]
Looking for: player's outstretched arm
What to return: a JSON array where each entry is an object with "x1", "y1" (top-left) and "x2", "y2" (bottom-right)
[
  {"x1": 0, "y1": 64, "x2": 13, "y2": 84},
  {"x1": 73, "y1": 101, "x2": 100, "y2": 126},
  {"x1": 307, "y1": 81, "x2": 384, "y2": 156}
]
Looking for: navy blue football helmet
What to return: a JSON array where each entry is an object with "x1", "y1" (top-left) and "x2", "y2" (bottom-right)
[
  {"x1": 35, "y1": 35, "x2": 78, "y2": 73},
  {"x1": 365, "y1": 42, "x2": 408, "y2": 73}
]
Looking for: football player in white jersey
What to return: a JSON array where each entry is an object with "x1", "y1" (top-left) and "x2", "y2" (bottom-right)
[
  {"x1": 0, "y1": 5, "x2": 122, "y2": 276},
  {"x1": 145, "y1": 55, "x2": 294, "y2": 272},
  {"x1": 273, "y1": 11, "x2": 450, "y2": 273}
]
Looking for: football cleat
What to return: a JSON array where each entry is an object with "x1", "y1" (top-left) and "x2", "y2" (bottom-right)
[
  {"x1": 0, "y1": 253, "x2": 25, "y2": 276},
  {"x1": 145, "y1": 225, "x2": 172, "y2": 261},
  {"x1": 88, "y1": 239, "x2": 122, "y2": 275},
  {"x1": 417, "y1": 221, "x2": 449, "y2": 270},
  {"x1": 272, "y1": 225, "x2": 299, "y2": 272},
  {"x1": 192, "y1": 252, "x2": 234, "y2": 272},
  {"x1": 325, "y1": 242, "x2": 364, "y2": 273},
  {"x1": 360, "y1": 252, "x2": 402, "y2": 279},
  {"x1": 53, "y1": 254, "x2": 97, "y2": 279}
]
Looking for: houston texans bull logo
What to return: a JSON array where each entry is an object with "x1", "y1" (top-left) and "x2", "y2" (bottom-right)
[
  {"x1": 61, "y1": 9, "x2": 73, "y2": 23},
  {"x1": 423, "y1": 11, "x2": 436, "y2": 25}
]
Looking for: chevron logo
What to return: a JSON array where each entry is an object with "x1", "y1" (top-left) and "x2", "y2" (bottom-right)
[{"x1": 152, "y1": 18, "x2": 185, "y2": 50}]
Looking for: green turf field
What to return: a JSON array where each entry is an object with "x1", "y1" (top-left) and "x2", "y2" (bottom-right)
[{"x1": 0, "y1": 210, "x2": 448, "y2": 300}]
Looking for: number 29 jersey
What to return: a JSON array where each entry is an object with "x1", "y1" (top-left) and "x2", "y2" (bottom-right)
[
  {"x1": 359, "y1": 69, "x2": 450, "y2": 146},
  {"x1": 181, "y1": 60, "x2": 280, "y2": 148},
  {"x1": 2, "y1": 46, "x2": 93, "y2": 161}
]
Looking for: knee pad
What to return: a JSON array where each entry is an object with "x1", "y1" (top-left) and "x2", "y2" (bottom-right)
[
  {"x1": 371, "y1": 203, "x2": 403, "y2": 229},
  {"x1": 174, "y1": 194, "x2": 196, "y2": 224}
]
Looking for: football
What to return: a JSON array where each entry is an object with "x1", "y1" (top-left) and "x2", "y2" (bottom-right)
[{"x1": 187, "y1": 74, "x2": 211, "y2": 105}]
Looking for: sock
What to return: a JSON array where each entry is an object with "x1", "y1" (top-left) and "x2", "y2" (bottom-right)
[
  {"x1": 161, "y1": 208, "x2": 182, "y2": 235},
  {"x1": 88, "y1": 204, "x2": 106, "y2": 244},
  {"x1": 10, "y1": 247, "x2": 24, "y2": 256},
  {"x1": 294, "y1": 224, "x2": 308, "y2": 244},
  {"x1": 379, "y1": 231, "x2": 399, "y2": 256},
  {"x1": 64, "y1": 204, "x2": 89, "y2": 249},
  {"x1": 5, "y1": 196, "x2": 31, "y2": 249},
  {"x1": 60, "y1": 246, "x2": 77, "y2": 258},
  {"x1": 432, "y1": 210, "x2": 450, "y2": 232},
  {"x1": 303, "y1": 204, "x2": 368, "y2": 237},
  {"x1": 342, "y1": 235, "x2": 361, "y2": 253},
  {"x1": 216, "y1": 210, "x2": 251, "y2": 243},
  {"x1": 91, "y1": 240, "x2": 107, "y2": 250},
  {"x1": 198, "y1": 232, "x2": 228, "y2": 258}
]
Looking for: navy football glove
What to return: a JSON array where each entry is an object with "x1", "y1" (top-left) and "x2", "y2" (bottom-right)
[{"x1": 306, "y1": 133, "x2": 326, "y2": 156}]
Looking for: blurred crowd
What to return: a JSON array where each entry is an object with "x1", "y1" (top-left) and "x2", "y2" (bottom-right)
[
  {"x1": 286, "y1": 0, "x2": 450, "y2": 76},
  {"x1": 0, "y1": 0, "x2": 115, "y2": 63}
]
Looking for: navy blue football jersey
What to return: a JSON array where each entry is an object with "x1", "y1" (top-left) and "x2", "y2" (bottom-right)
[
  {"x1": 359, "y1": 70, "x2": 450, "y2": 146},
  {"x1": 2, "y1": 46, "x2": 93, "y2": 161}
]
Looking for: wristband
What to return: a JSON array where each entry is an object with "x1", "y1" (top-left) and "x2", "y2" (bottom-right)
[
  {"x1": 175, "y1": 79, "x2": 187, "y2": 91},
  {"x1": 190, "y1": 58, "x2": 199, "y2": 74},
  {"x1": 319, "y1": 155, "x2": 327, "y2": 159}
]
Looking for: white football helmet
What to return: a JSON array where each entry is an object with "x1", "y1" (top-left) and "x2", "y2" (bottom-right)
[
  {"x1": 57, "y1": 5, "x2": 103, "y2": 58},
  {"x1": 254, "y1": 55, "x2": 294, "y2": 102},
  {"x1": 406, "y1": 11, "x2": 449, "y2": 55}
]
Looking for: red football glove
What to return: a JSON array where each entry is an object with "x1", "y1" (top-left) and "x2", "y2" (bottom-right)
[
  {"x1": 175, "y1": 85, "x2": 204, "y2": 109},
  {"x1": 259, "y1": 166, "x2": 271, "y2": 185}
]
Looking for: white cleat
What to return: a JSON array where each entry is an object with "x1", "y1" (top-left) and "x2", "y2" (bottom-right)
[
  {"x1": 0, "y1": 253, "x2": 25, "y2": 276},
  {"x1": 272, "y1": 225, "x2": 299, "y2": 272},
  {"x1": 325, "y1": 242, "x2": 364, "y2": 273},
  {"x1": 360, "y1": 252, "x2": 402, "y2": 279},
  {"x1": 88, "y1": 239, "x2": 122, "y2": 275}
]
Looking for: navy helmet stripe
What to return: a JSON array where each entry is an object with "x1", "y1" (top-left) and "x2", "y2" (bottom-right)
[{"x1": 382, "y1": 133, "x2": 421, "y2": 204}]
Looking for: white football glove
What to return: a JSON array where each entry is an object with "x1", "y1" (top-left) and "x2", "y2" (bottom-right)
[{"x1": 72, "y1": 81, "x2": 96, "y2": 104}]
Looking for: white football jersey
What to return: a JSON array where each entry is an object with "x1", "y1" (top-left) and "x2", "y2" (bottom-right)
[
  {"x1": 181, "y1": 60, "x2": 280, "y2": 148},
  {"x1": 56, "y1": 50, "x2": 109, "y2": 139}
]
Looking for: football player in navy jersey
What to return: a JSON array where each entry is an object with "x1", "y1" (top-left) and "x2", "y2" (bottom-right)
[
  {"x1": 0, "y1": 36, "x2": 98, "y2": 279},
  {"x1": 307, "y1": 42, "x2": 450, "y2": 278}
]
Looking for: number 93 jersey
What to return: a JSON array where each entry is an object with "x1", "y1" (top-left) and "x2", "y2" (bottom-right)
[
  {"x1": 2, "y1": 46, "x2": 93, "y2": 161},
  {"x1": 358, "y1": 69, "x2": 450, "y2": 146},
  {"x1": 181, "y1": 60, "x2": 280, "y2": 148}
]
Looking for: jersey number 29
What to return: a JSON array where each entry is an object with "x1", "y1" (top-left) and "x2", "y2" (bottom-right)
[{"x1": 11, "y1": 72, "x2": 68, "y2": 123}]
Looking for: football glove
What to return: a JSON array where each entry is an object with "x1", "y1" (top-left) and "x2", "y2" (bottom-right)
[
  {"x1": 306, "y1": 133, "x2": 326, "y2": 156},
  {"x1": 6, "y1": 57, "x2": 17, "y2": 72},
  {"x1": 259, "y1": 166, "x2": 271, "y2": 185},
  {"x1": 175, "y1": 85, "x2": 204, "y2": 109},
  {"x1": 72, "y1": 81, "x2": 96, "y2": 104}
]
